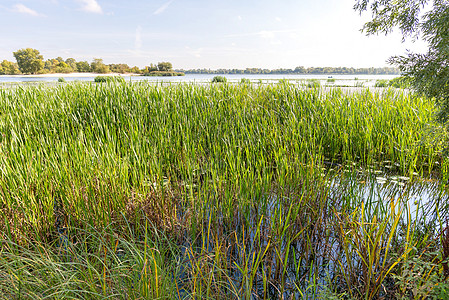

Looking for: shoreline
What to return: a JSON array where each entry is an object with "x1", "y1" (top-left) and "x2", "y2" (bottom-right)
[{"x1": 0, "y1": 73, "x2": 141, "y2": 78}]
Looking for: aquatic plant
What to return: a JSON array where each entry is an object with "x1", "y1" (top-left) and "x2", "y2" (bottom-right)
[
  {"x1": 94, "y1": 75, "x2": 126, "y2": 83},
  {"x1": 306, "y1": 79, "x2": 321, "y2": 88},
  {"x1": 0, "y1": 81, "x2": 447, "y2": 298},
  {"x1": 374, "y1": 79, "x2": 389, "y2": 87},
  {"x1": 389, "y1": 76, "x2": 412, "y2": 89},
  {"x1": 211, "y1": 75, "x2": 227, "y2": 83}
]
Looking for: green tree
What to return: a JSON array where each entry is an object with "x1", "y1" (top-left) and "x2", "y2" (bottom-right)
[
  {"x1": 44, "y1": 59, "x2": 57, "y2": 73},
  {"x1": 130, "y1": 66, "x2": 141, "y2": 74},
  {"x1": 157, "y1": 62, "x2": 173, "y2": 72},
  {"x1": 148, "y1": 63, "x2": 158, "y2": 72},
  {"x1": 13, "y1": 48, "x2": 44, "y2": 74},
  {"x1": 56, "y1": 61, "x2": 72, "y2": 73},
  {"x1": 109, "y1": 63, "x2": 130, "y2": 73},
  {"x1": 142, "y1": 63, "x2": 158, "y2": 74},
  {"x1": 65, "y1": 58, "x2": 77, "y2": 70},
  {"x1": 91, "y1": 58, "x2": 110, "y2": 74},
  {"x1": 76, "y1": 61, "x2": 91, "y2": 73},
  {"x1": 294, "y1": 66, "x2": 306, "y2": 74},
  {"x1": 1, "y1": 60, "x2": 21, "y2": 75},
  {"x1": 355, "y1": 0, "x2": 449, "y2": 123}
]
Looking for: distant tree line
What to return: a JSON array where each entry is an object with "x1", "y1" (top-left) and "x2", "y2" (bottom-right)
[
  {"x1": 1, "y1": 48, "x2": 400, "y2": 76},
  {"x1": 0, "y1": 48, "x2": 175, "y2": 75},
  {"x1": 177, "y1": 66, "x2": 400, "y2": 75}
]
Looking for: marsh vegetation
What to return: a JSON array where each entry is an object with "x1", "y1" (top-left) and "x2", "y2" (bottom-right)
[{"x1": 0, "y1": 81, "x2": 448, "y2": 299}]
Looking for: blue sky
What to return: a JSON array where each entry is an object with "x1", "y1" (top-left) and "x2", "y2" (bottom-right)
[{"x1": 0, "y1": 0, "x2": 428, "y2": 69}]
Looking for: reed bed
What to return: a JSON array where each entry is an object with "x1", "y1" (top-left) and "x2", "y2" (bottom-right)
[{"x1": 0, "y1": 81, "x2": 448, "y2": 299}]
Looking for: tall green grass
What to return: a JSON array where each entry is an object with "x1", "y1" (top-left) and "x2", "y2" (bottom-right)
[{"x1": 0, "y1": 81, "x2": 447, "y2": 298}]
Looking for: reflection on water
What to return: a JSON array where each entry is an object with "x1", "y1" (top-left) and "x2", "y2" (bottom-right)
[
  {"x1": 174, "y1": 170, "x2": 448, "y2": 299},
  {"x1": 329, "y1": 172, "x2": 448, "y2": 220}
]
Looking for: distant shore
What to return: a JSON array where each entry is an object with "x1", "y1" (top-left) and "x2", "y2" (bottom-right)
[{"x1": 0, "y1": 73, "x2": 141, "y2": 78}]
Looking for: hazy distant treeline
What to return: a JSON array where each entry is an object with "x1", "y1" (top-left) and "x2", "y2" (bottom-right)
[
  {"x1": 177, "y1": 66, "x2": 400, "y2": 75},
  {"x1": 1, "y1": 48, "x2": 178, "y2": 75}
]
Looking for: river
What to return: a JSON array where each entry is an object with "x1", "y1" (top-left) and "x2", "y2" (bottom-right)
[{"x1": 0, "y1": 73, "x2": 398, "y2": 86}]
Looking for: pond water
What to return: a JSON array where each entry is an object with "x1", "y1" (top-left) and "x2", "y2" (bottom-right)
[
  {"x1": 329, "y1": 172, "x2": 448, "y2": 219},
  {"x1": 174, "y1": 171, "x2": 449, "y2": 299}
]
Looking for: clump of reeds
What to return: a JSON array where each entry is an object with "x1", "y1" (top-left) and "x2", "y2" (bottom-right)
[{"x1": 0, "y1": 81, "x2": 447, "y2": 298}]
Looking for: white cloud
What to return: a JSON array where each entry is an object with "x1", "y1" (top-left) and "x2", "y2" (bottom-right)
[
  {"x1": 154, "y1": 0, "x2": 174, "y2": 15},
  {"x1": 193, "y1": 50, "x2": 202, "y2": 58},
  {"x1": 76, "y1": 0, "x2": 103, "y2": 14},
  {"x1": 13, "y1": 4, "x2": 43, "y2": 17},
  {"x1": 186, "y1": 47, "x2": 203, "y2": 58},
  {"x1": 225, "y1": 29, "x2": 298, "y2": 39},
  {"x1": 135, "y1": 26, "x2": 143, "y2": 50},
  {"x1": 258, "y1": 30, "x2": 276, "y2": 39},
  {"x1": 257, "y1": 31, "x2": 283, "y2": 45}
]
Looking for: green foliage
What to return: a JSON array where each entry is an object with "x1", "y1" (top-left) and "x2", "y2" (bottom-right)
[
  {"x1": 375, "y1": 79, "x2": 389, "y2": 87},
  {"x1": 355, "y1": 0, "x2": 449, "y2": 124},
  {"x1": 157, "y1": 62, "x2": 173, "y2": 72},
  {"x1": 44, "y1": 59, "x2": 56, "y2": 72},
  {"x1": 327, "y1": 78, "x2": 336, "y2": 83},
  {"x1": 43, "y1": 58, "x2": 74, "y2": 73},
  {"x1": 94, "y1": 76, "x2": 125, "y2": 83},
  {"x1": 65, "y1": 58, "x2": 77, "y2": 70},
  {"x1": 91, "y1": 58, "x2": 110, "y2": 74},
  {"x1": 93, "y1": 76, "x2": 108, "y2": 82},
  {"x1": 1, "y1": 60, "x2": 21, "y2": 75},
  {"x1": 389, "y1": 76, "x2": 412, "y2": 89},
  {"x1": 185, "y1": 66, "x2": 400, "y2": 75},
  {"x1": 392, "y1": 246, "x2": 449, "y2": 299},
  {"x1": 278, "y1": 78, "x2": 291, "y2": 85},
  {"x1": 0, "y1": 223, "x2": 184, "y2": 299},
  {"x1": 240, "y1": 78, "x2": 251, "y2": 84},
  {"x1": 142, "y1": 71, "x2": 184, "y2": 77},
  {"x1": 13, "y1": 48, "x2": 44, "y2": 74},
  {"x1": 0, "y1": 83, "x2": 446, "y2": 298},
  {"x1": 3, "y1": 50, "x2": 180, "y2": 77},
  {"x1": 306, "y1": 79, "x2": 321, "y2": 88},
  {"x1": 57, "y1": 77, "x2": 66, "y2": 83},
  {"x1": 108, "y1": 63, "x2": 130, "y2": 73},
  {"x1": 143, "y1": 63, "x2": 158, "y2": 73},
  {"x1": 211, "y1": 75, "x2": 227, "y2": 83},
  {"x1": 55, "y1": 61, "x2": 72, "y2": 73},
  {"x1": 130, "y1": 66, "x2": 141, "y2": 74},
  {"x1": 76, "y1": 61, "x2": 91, "y2": 73}
]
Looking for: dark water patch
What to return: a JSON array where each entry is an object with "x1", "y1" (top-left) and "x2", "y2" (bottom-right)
[{"x1": 168, "y1": 169, "x2": 449, "y2": 298}]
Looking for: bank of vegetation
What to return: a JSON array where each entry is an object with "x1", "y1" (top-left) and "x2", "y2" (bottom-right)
[
  {"x1": 142, "y1": 71, "x2": 185, "y2": 77},
  {"x1": 0, "y1": 81, "x2": 448, "y2": 299},
  {"x1": 179, "y1": 66, "x2": 400, "y2": 75},
  {"x1": 0, "y1": 48, "x2": 182, "y2": 76},
  {"x1": 1, "y1": 48, "x2": 398, "y2": 78}
]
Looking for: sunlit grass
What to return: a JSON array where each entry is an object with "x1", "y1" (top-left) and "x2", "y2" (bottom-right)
[{"x1": 0, "y1": 81, "x2": 447, "y2": 298}]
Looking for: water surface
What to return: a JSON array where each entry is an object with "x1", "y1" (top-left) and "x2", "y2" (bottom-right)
[{"x1": 0, "y1": 73, "x2": 398, "y2": 86}]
